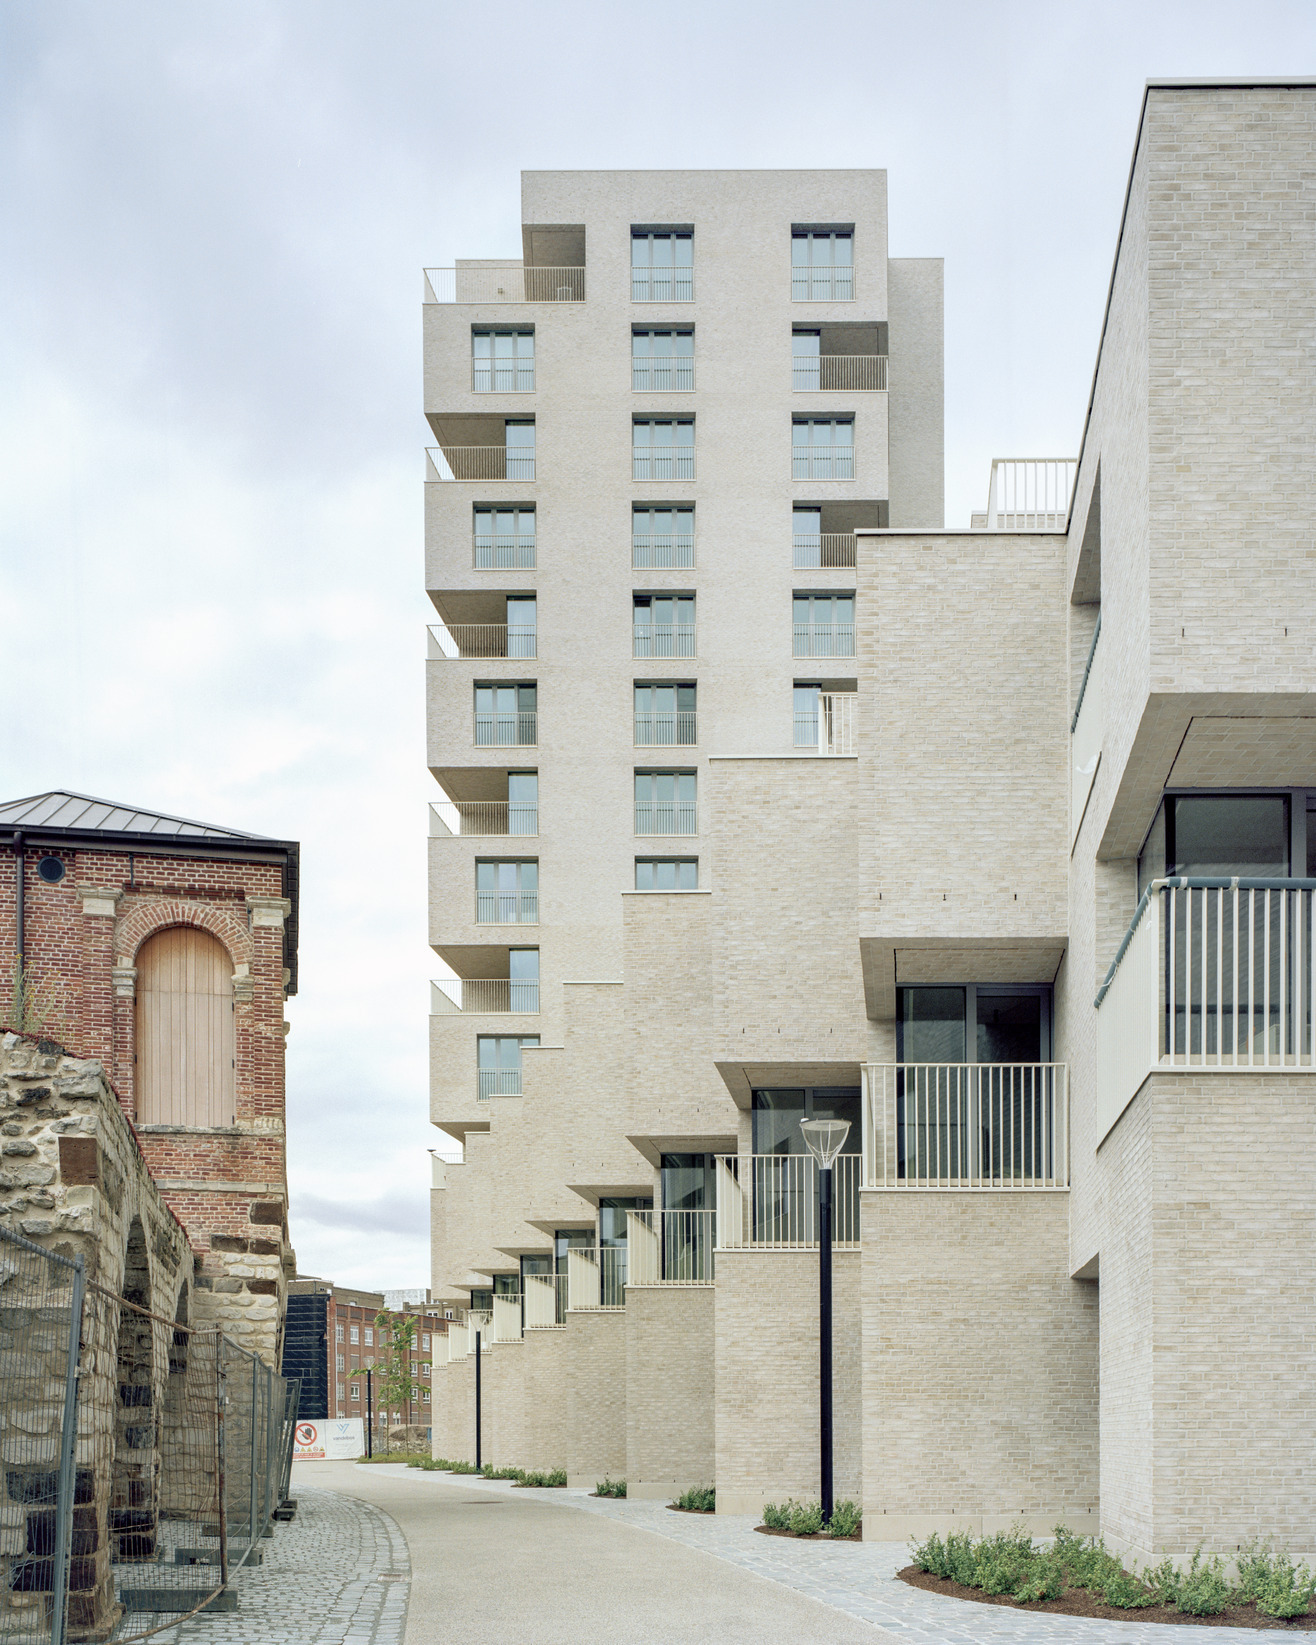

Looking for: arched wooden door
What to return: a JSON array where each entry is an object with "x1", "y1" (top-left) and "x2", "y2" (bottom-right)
[{"x1": 136, "y1": 928, "x2": 236, "y2": 1126}]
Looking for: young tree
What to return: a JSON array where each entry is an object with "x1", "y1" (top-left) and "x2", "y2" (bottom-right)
[{"x1": 350, "y1": 1311, "x2": 428, "y2": 1451}]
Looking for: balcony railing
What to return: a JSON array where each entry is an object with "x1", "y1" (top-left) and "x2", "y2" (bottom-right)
[
  {"x1": 425, "y1": 267, "x2": 585, "y2": 304},
  {"x1": 474, "y1": 711, "x2": 536, "y2": 746},
  {"x1": 427, "y1": 446, "x2": 536, "y2": 482},
  {"x1": 792, "y1": 447, "x2": 854, "y2": 480},
  {"x1": 633, "y1": 624, "x2": 696, "y2": 659},
  {"x1": 864, "y1": 1065, "x2": 1069, "y2": 1189},
  {"x1": 626, "y1": 1210, "x2": 715, "y2": 1285},
  {"x1": 477, "y1": 1066, "x2": 523, "y2": 1099},
  {"x1": 474, "y1": 533, "x2": 536, "y2": 569},
  {"x1": 492, "y1": 1294, "x2": 522, "y2": 1342},
  {"x1": 793, "y1": 533, "x2": 856, "y2": 569},
  {"x1": 633, "y1": 447, "x2": 696, "y2": 482},
  {"x1": 792, "y1": 267, "x2": 854, "y2": 301},
  {"x1": 632, "y1": 358, "x2": 694, "y2": 392},
  {"x1": 566, "y1": 1246, "x2": 626, "y2": 1311},
  {"x1": 1097, "y1": 881, "x2": 1316, "y2": 1125},
  {"x1": 430, "y1": 800, "x2": 538, "y2": 838},
  {"x1": 631, "y1": 270, "x2": 694, "y2": 303},
  {"x1": 794, "y1": 692, "x2": 857, "y2": 755},
  {"x1": 472, "y1": 361, "x2": 534, "y2": 393},
  {"x1": 475, "y1": 890, "x2": 538, "y2": 925},
  {"x1": 430, "y1": 979, "x2": 540, "y2": 1015},
  {"x1": 793, "y1": 355, "x2": 887, "y2": 392},
  {"x1": 715, "y1": 1155, "x2": 861, "y2": 1249},
  {"x1": 634, "y1": 802, "x2": 697, "y2": 836},
  {"x1": 634, "y1": 712, "x2": 697, "y2": 746},
  {"x1": 429, "y1": 624, "x2": 537, "y2": 661},
  {"x1": 524, "y1": 1272, "x2": 568, "y2": 1328},
  {"x1": 983, "y1": 459, "x2": 1077, "y2": 530},
  {"x1": 793, "y1": 623, "x2": 855, "y2": 658},
  {"x1": 633, "y1": 535, "x2": 695, "y2": 570}
]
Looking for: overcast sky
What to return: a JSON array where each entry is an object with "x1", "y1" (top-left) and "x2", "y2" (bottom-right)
[{"x1": 2, "y1": 2, "x2": 1312, "y2": 1289}]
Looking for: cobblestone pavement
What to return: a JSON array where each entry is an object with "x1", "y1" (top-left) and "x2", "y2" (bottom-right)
[{"x1": 132, "y1": 1486, "x2": 408, "y2": 1645}]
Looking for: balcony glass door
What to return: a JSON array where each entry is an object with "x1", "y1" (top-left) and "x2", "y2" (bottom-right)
[
  {"x1": 792, "y1": 330, "x2": 821, "y2": 390},
  {"x1": 506, "y1": 597, "x2": 537, "y2": 659},
  {"x1": 508, "y1": 948, "x2": 539, "y2": 1013},
  {"x1": 634, "y1": 770, "x2": 696, "y2": 835},
  {"x1": 632, "y1": 232, "x2": 693, "y2": 301},
  {"x1": 750, "y1": 1089, "x2": 861, "y2": 1243},
  {"x1": 634, "y1": 595, "x2": 695, "y2": 658},
  {"x1": 504, "y1": 421, "x2": 535, "y2": 479},
  {"x1": 659, "y1": 1154, "x2": 715, "y2": 1281},
  {"x1": 507, "y1": 771, "x2": 538, "y2": 837}
]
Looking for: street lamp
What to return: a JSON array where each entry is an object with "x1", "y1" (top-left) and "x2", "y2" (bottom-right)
[{"x1": 800, "y1": 1114, "x2": 850, "y2": 1527}]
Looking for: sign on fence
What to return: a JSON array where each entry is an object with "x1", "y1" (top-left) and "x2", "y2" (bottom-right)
[{"x1": 294, "y1": 1418, "x2": 364, "y2": 1461}]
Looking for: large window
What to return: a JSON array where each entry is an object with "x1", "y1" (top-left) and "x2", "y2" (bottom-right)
[
  {"x1": 507, "y1": 771, "x2": 538, "y2": 836},
  {"x1": 792, "y1": 418, "x2": 853, "y2": 479},
  {"x1": 632, "y1": 230, "x2": 693, "y2": 302},
  {"x1": 508, "y1": 948, "x2": 540, "y2": 1013},
  {"x1": 632, "y1": 329, "x2": 694, "y2": 391},
  {"x1": 634, "y1": 419, "x2": 695, "y2": 481},
  {"x1": 136, "y1": 927, "x2": 236, "y2": 1127},
  {"x1": 474, "y1": 506, "x2": 535, "y2": 570},
  {"x1": 750, "y1": 1089, "x2": 860, "y2": 1243},
  {"x1": 897, "y1": 986, "x2": 1051, "y2": 1064},
  {"x1": 633, "y1": 507, "x2": 694, "y2": 570},
  {"x1": 635, "y1": 770, "x2": 697, "y2": 835},
  {"x1": 598, "y1": 1196, "x2": 652, "y2": 1304},
  {"x1": 475, "y1": 860, "x2": 538, "y2": 924},
  {"x1": 791, "y1": 230, "x2": 853, "y2": 300},
  {"x1": 1167, "y1": 794, "x2": 1290, "y2": 876},
  {"x1": 477, "y1": 1036, "x2": 540, "y2": 1098},
  {"x1": 793, "y1": 593, "x2": 854, "y2": 657},
  {"x1": 635, "y1": 858, "x2": 698, "y2": 890},
  {"x1": 472, "y1": 329, "x2": 534, "y2": 392},
  {"x1": 634, "y1": 683, "x2": 696, "y2": 746},
  {"x1": 474, "y1": 683, "x2": 537, "y2": 745},
  {"x1": 504, "y1": 420, "x2": 536, "y2": 480},
  {"x1": 633, "y1": 594, "x2": 695, "y2": 658}
]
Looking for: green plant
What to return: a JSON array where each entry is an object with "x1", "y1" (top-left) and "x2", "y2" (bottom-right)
[
  {"x1": 944, "y1": 1530, "x2": 978, "y2": 1586},
  {"x1": 1103, "y1": 1568, "x2": 1156, "y2": 1609},
  {"x1": 1014, "y1": 1566, "x2": 1063, "y2": 1604},
  {"x1": 482, "y1": 1465, "x2": 525, "y2": 1481},
  {"x1": 761, "y1": 1500, "x2": 792, "y2": 1531},
  {"x1": 1145, "y1": 1555, "x2": 1182, "y2": 1606},
  {"x1": 788, "y1": 1500, "x2": 824, "y2": 1536},
  {"x1": 673, "y1": 1485, "x2": 715, "y2": 1512},
  {"x1": 446, "y1": 1460, "x2": 480, "y2": 1474},
  {"x1": 1048, "y1": 1526, "x2": 1123, "y2": 1594},
  {"x1": 1253, "y1": 1554, "x2": 1315, "y2": 1619},
  {"x1": 348, "y1": 1311, "x2": 428, "y2": 1431},
  {"x1": 5, "y1": 961, "x2": 73, "y2": 1043},
  {"x1": 909, "y1": 1531, "x2": 948, "y2": 1577},
  {"x1": 1174, "y1": 1549, "x2": 1231, "y2": 1616},
  {"x1": 827, "y1": 1500, "x2": 861, "y2": 1539},
  {"x1": 516, "y1": 1468, "x2": 567, "y2": 1487},
  {"x1": 595, "y1": 1478, "x2": 627, "y2": 1498}
]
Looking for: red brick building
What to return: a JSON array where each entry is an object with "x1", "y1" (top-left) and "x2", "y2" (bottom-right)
[{"x1": 0, "y1": 790, "x2": 299, "y2": 1363}]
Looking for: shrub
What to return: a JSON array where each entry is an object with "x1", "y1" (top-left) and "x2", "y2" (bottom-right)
[
  {"x1": 481, "y1": 1466, "x2": 525, "y2": 1481},
  {"x1": 517, "y1": 1468, "x2": 567, "y2": 1487},
  {"x1": 1014, "y1": 1566, "x2": 1063, "y2": 1605},
  {"x1": 1253, "y1": 1555, "x2": 1315, "y2": 1620},
  {"x1": 1103, "y1": 1568, "x2": 1156, "y2": 1609},
  {"x1": 788, "y1": 1500, "x2": 824, "y2": 1536},
  {"x1": 944, "y1": 1530, "x2": 978, "y2": 1586},
  {"x1": 909, "y1": 1531, "x2": 949, "y2": 1578},
  {"x1": 827, "y1": 1501, "x2": 862, "y2": 1539},
  {"x1": 595, "y1": 1478, "x2": 627, "y2": 1498},
  {"x1": 1175, "y1": 1549, "x2": 1231, "y2": 1616},
  {"x1": 761, "y1": 1500, "x2": 792, "y2": 1531},
  {"x1": 447, "y1": 1460, "x2": 480, "y2": 1475},
  {"x1": 1145, "y1": 1555, "x2": 1182, "y2": 1606},
  {"x1": 673, "y1": 1486, "x2": 715, "y2": 1512}
]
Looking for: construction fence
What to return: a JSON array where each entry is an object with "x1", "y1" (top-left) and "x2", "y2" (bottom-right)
[{"x1": 0, "y1": 1226, "x2": 298, "y2": 1644}]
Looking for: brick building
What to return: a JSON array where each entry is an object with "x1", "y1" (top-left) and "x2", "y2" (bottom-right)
[{"x1": 0, "y1": 790, "x2": 299, "y2": 1364}]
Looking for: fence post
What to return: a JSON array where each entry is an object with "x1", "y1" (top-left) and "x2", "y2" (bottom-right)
[
  {"x1": 248, "y1": 1354, "x2": 258, "y2": 1557},
  {"x1": 366, "y1": 1370, "x2": 373, "y2": 1458},
  {"x1": 49, "y1": 1253, "x2": 85, "y2": 1645},
  {"x1": 216, "y1": 1339, "x2": 229, "y2": 1590}
]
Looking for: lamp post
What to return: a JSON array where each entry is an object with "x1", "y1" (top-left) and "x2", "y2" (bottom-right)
[
  {"x1": 474, "y1": 1328, "x2": 482, "y2": 1472},
  {"x1": 799, "y1": 1114, "x2": 850, "y2": 1527}
]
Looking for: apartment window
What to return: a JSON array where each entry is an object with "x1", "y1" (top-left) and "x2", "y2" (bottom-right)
[
  {"x1": 504, "y1": 420, "x2": 535, "y2": 479},
  {"x1": 350, "y1": 1382, "x2": 360, "y2": 1400},
  {"x1": 635, "y1": 683, "x2": 696, "y2": 746},
  {"x1": 474, "y1": 506, "x2": 536, "y2": 570},
  {"x1": 421, "y1": 1333, "x2": 431, "y2": 1350},
  {"x1": 335, "y1": 1354, "x2": 345, "y2": 1372},
  {"x1": 336, "y1": 1325, "x2": 344, "y2": 1343},
  {"x1": 474, "y1": 683, "x2": 537, "y2": 746},
  {"x1": 794, "y1": 593, "x2": 854, "y2": 657},
  {"x1": 509, "y1": 949, "x2": 540, "y2": 1013},
  {"x1": 1167, "y1": 794, "x2": 1289, "y2": 877},
  {"x1": 337, "y1": 1384, "x2": 346, "y2": 1403},
  {"x1": 364, "y1": 1327, "x2": 373, "y2": 1346},
  {"x1": 633, "y1": 329, "x2": 694, "y2": 391},
  {"x1": 897, "y1": 987, "x2": 1052, "y2": 1064},
  {"x1": 635, "y1": 858, "x2": 698, "y2": 890},
  {"x1": 422, "y1": 1389, "x2": 431, "y2": 1403},
  {"x1": 478, "y1": 1034, "x2": 540, "y2": 1098},
  {"x1": 793, "y1": 418, "x2": 853, "y2": 479},
  {"x1": 792, "y1": 330, "x2": 821, "y2": 389},
  {"x1": 633, "y1": 594, "x2": 695, "y2": 658},
  {"x1": 472, "y1": 329, "x2": 534, "y2": 393},
  {"x1": 791, "y1": 229, "x2": 853, "y2": 300},
  {"x1": 751, "y1": 1088, "x2": 861, "y2": 1240},
  {"x1": 476, "y1": 860, "x2": 538, "y2": 924},
  {"x1": 634, "y1": 419, "x2": 695, "y2": 481},
  {"x1": 633, "y1": 507, "x2": 694, "y2": 570},
  {"x1": 794, "y1": 683, "x2": 855, "y2": 755},
  {"x1": 349, "y1": 1325, "x2": 359, "y2": 1345},
  {"x1": 635, "y1": 770, "x2": 697, "y2": 835},
  {"x1": 632, "y1": 229, "x2": 693, "y2": 302}
]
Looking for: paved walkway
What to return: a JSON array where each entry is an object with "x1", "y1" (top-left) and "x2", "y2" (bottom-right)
[{"x1": 308, "y1": 1462, "x2": 1283, "y2": 1645}]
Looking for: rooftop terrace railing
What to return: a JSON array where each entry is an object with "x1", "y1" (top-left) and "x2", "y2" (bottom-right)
[{"x1": 983, "y1": 458, "x2": 1077, "y2": 530}]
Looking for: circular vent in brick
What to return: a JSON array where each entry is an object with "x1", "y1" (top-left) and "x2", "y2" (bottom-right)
[{"x1": 37, "y1": 856, "x2": 65, "y2": 883}]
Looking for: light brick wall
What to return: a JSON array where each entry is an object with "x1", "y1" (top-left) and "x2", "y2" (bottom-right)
[
  {"x1": 566, "y1": 1311, "x2": 627, "y2": 1486},
  {"x1": 625, "y1": 1286, "x2": 715, "y2": 1496}
]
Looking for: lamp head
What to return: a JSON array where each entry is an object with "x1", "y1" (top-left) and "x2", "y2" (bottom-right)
[{"x1": 799, "y1": 1115, "x2": 851, "y2": 1169}]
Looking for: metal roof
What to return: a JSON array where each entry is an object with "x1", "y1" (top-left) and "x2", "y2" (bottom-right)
[{"x1": 0, "y1": 791, "x2": 263, "y2": 840}]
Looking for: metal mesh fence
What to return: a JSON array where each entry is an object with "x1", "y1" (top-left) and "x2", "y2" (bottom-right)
[{"x1": 0, "y1": 1227, "x2": 298, "y2": 1645}]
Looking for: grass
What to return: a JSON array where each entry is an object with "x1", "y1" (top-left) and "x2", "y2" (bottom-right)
[
  {"x1": 595, "y1": 1478, "x2": 627, "y2": 1498},
  {"x1": 760, "y1": 1498, "x2": 860, "y2": 1538},
  {"x1": 672, "y1": 1485, "x2": 715, "y2": 1513},
  {"x1": 908, "y1": 1524, "x2": 1316, "y2": 1618}
]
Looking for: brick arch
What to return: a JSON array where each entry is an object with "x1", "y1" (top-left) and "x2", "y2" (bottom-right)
[{"x1": 117, "y1": 901, "x2": 254, "y2": 970}]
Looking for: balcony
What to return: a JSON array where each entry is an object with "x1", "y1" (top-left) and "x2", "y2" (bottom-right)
[
  {"x1": 524, "y1": 1272, "x2": 569, "y2": 1328},
  {"x1": 477, "y1": 1066, "x2": 524, "y2": 1099},
  {"x1": 634, "y1": 711, "x2": 697, "y2": 747},
  {"x1": 428, "y1": 446, "x2": 535, "y2": 482},
  {"x1": 980, "y1": 459, "x2": 1077, "y2": 530},
  {"x1": 474, "y1": 710, "x2": 536, "y2": 747},
  {"x1": 632, "y1": 356, "x2": 694, "y2": 392},
  {"x1": 425, "y1": 266, "x2": 585, "y2": 303},
  {"x1": 474, "y1": 529, "x2": 535, "y2": 569},
  {"x1": 793, "y1": 356, "x2": 887, "y2": 392},
  {"x1": 566, "y1": 1245, "x2": 626, "y2": 1310},
  {"x1": 430, "y1": 800, "x2": 537, "y2": 838},
  {"x1": 634, "y1": 801, "x2": 697, "y2": 836},
  {"x1": 626, "y1": 1210, "x2": 715, "y2": 1285},
  {"x1": 791, "y1": 265, "x2": 853, "y2": 302},
  {"x1": 864, "y1": 1065, "x2": 1069, "y2": 1189},
  {"x1": 633, "y1": 446, "x2": 695, "y2": 482},
  {"x1": 633, "y1": 532, "x2": 695, "y2": 570},
  {"x1": 793, "y1": 532, "x2": 856, "y2": 569},
  {"x1": 429, "y1": 624, "x2": 537, "y2": 660},
  {"x1": 430, "y1": 978, "x2": 539, "y2": 1015},
  {"x1": 715, "y1": 1155, "x2": 861, "y2": 1249},
  {"x1": 793, "y1": 692, "x2": 857, "y2": 755},
  {"x1": 475, "y1": 889, "x2": 538, "y2": 925},
  {"x1": 792, "y1": 444, "x2": 854, "y2": 481},
  {"x1": 793, "y1": 621, "x2": 854, "y2": 658},
  {"x1": 631, "y1": 269, "x2": 694, "y2": 303},
  {"x1": 633, "y1": 623, "x2": 695, "y2": 660}
]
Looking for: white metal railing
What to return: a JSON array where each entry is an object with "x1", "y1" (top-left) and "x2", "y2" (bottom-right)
[
  {"x1": 477, "y1": 1066, "x2": 522, "y2": 1099},
  {"x1": 633, "y1": 624, "x2": 696, "y2": 659},
  {"x1": 430, "y1": 979, "x2": 540, "y2": 1015},
  {"x1": 430, "y1": 800, "x2": 538, "y2": 838},
  {"x1": 792, "y1": 445, "x2": 854, "y2": 480},
  {"x1": 793, "y1": 622, "x2": 855, "y2": 658},
  {"x1": 475, "y1": 890, "x2": 538, "y2": 924},
  {"x1": 524, "y1": 1272, "x2": 568, "y2": 1328},
  {"x1": 634, "y1": 712, "x2": 697, "y2": 747},
  {"x1": 715, "y1": 1155, "x2": 861, "y2": 1249},
  {"x1": 631, "y1": 269, "x2": 694, "y2": 303},
  {"x1": 492, "y1": 1294, "x2": 522, "y2": 1342},
  {"x1": 984, "y1": 459, "x2": 1077, "y2": 530},
  {"x1": 632, "y1": 357, "x2": 695, "y2": 391},
  {"x1": 792, "y1": 267, "x2": 854, "y2": 301},
  {"x1": 634, "y1": 802, "x2": 697, "y2": 836},
  {"x1": 425, "y1": 267, "x2": 586, "y2": 304},
  {"x1": 864, "y1": 1065, "x2": 1069, "y2": 1189},
  {"x1": 633, "y1": 447, "x2": 696, "y2": 482},
  {"x1": 474, "y1": 710, "x2": 537, "y2": 746},
  {"x1": 472, "y1": 359, "x2": 535, "y2": 393},
  {"x1": 626, "y1": 1209, "x2": 716, "y2": 1285},
  {"x1": 427, "y1": 446, "x2": 536, "y2": 482},
  {"x1": 793, "y1": 355, "x2": 887, "y2": 392},
  {"x1": 446, "y1": 1320, "x2": 468, "y2": 1360},
  {"x1": 793, "y1": 533, "x2": 857, "y2": 568},
  {"x1": 428, "y1": 624, "x2": 537, "y2": 660},
  {"x1": 794, "y1": 692, "x2": 857, "y2": 756},
  {"x1": 474, "y1": 533, "x2": 536, "y2": 569},
  {"x1": 632, "y1": 535, "x2": 695, "y2": 569},
  {"x1": 566, "y1": 1246, "x2": 626, "y2": 1310}
]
